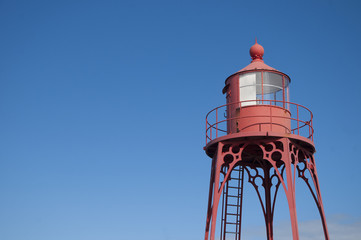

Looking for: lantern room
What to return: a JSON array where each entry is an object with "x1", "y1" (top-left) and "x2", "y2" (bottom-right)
[
  {"x1": 222, "y1": 40, "x2": 292, "y2": 134},
  {"x1": 223, "y1": 40, "x2": 290, "y2": 108}
]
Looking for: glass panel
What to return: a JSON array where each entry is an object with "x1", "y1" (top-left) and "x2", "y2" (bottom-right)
[
  {"x1": 255, "y1": 72, "x2": 262, "y2": 103},
  {"x1": 285, "y1": 77, "x2": 290, "y2": 102},
  {"x1": 239, "y1": 72, "x2": 290, "y2": 108},
  {"x1": 276, "y1": 90, "x2": 283, "y2": 107},
  {"x1": 263, "y1": 72, "x2": 283, "y2": 94},
  {"x1": 239, "y1": 73, "x2": 257, "y2": 106}
]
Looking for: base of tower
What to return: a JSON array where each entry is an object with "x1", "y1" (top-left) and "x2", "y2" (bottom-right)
[{"x1": 204, "y1": 137, "x2": 329, "y2": 240}]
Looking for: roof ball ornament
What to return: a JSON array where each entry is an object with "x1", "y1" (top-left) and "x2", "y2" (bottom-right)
[{"x1": 249, "y1": 38, "x2": 264, "y2": 61}]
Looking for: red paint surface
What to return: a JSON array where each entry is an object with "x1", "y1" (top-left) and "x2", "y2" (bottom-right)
[{"x1": 236, "y1": 105, "x2": 291, "y2": 133}]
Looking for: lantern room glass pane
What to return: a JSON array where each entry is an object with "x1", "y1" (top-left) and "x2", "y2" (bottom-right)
[
  {"x1": 239, "y1": 71, "x2": 290, "y2": 108},
  {"x1": 239, "y1": 73, "x2": 257, "y2": 106},
  {"x1": 263, "y1": 72, "x2": 284, "y2": 94}
]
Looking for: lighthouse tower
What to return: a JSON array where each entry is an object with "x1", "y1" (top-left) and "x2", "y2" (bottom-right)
[{"x1": 204, "y1": 41, "x2": 329, "y2": 240}]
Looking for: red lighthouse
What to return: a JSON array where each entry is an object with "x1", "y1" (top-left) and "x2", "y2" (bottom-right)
[{"x1": 204, "y1": 41, "x2": 329, "y2": 240}]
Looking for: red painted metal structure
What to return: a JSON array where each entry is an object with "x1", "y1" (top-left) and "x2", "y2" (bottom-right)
[{"x1": 204, "y1": 41, "x2": 329, "y2": 240}]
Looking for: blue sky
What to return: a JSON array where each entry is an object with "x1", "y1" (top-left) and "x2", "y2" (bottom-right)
[{"x1": 0, "y1": 0, "x2": 361, "y2": 239}]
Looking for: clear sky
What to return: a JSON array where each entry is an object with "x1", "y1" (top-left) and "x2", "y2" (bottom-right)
[{"x1": 1, "y1": 0, "x2": 361, "y2": 240}]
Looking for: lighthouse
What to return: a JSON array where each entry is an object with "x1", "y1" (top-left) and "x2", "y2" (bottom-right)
[{"x1": 204, "y1": 41, "x2": 329, "y2": 240}]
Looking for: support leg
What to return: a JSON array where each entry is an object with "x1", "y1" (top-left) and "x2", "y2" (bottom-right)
[
  {"x1": 284, "y1": 159, "x2": 299, "y2": 240},
  {"x1": 209, "y1": 143, "x2": 224, "y2": 240},
  {"x1": 304, "y1": 155, "x2": 330, "y2": 240},
  {"x1": 205, "y1": 156, "x2": 216, "y2": 240},
  {"x1": 263, "y1": 166, "x2": 274, "y2": 240}
]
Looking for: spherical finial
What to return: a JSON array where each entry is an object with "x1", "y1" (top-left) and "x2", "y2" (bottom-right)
[{"x1": 249, "y1": 38, "x2": 264, "y2": 61}]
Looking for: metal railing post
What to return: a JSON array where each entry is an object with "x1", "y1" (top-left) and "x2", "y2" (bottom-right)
[
  {"x1": 311, "y1": 118, "x2": 313, "y2": 141},
  {"x1": 206, "y1": 119, "x2": 208, "y2": 144},
  {"x1": 210, "y1": 122, "x2": 212, "y2": 140},
  {"x1": 216, "y1": 108, "x2": 218, "y2": 138},
  {"x1": 270, "y1": 104, "x2": 273, "y2": 131},
  {"x1": 297, "y1": 105, "x2": 300, "y2": 135}
]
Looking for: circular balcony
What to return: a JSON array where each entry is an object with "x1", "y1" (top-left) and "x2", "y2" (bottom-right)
[{"x1": 205, "y1": 100, "x2": 314, "y2": 146}]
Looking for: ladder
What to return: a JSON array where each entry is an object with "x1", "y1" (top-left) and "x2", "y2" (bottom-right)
[{"x1": 220, "y1": 165, "x2": 245, "y2": 240}]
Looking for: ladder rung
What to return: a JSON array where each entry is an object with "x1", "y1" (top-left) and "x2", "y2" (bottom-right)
[
  {"x1": 225, "y1": 222, "x2": 238, "y2": 225},
  {"x1": 226, "y1": 213, "x2": 239, "y2": 216},
  {"x1": 222, "y1": 218, "x2": 241, "y2": 223},
  {"x1": 227, "y1": 195, "x2": 240, "y2": 198},
  {"x1": 225, "y1": 231, "x2": 237, "y2": 234},
  {"x1": 227, "y1": 204, "x2": 239, "y2": 207},
  {"x1": 228, "y1": 186, "x2": 240, "y2": 189}
]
